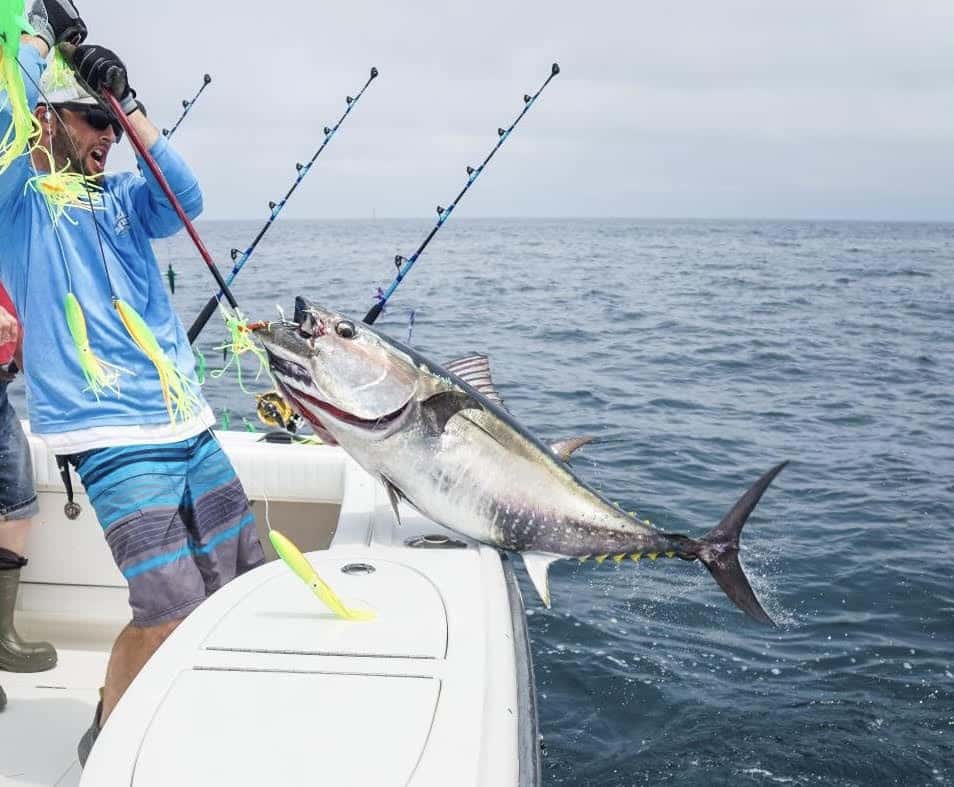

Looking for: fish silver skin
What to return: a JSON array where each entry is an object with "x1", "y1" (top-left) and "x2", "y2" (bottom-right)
[{"x1": 257, "y1": 298, "x2": 787, "y2": 625}]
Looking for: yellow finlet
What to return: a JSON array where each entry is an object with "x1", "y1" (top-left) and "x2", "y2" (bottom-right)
[
  {"x1": 665, "y1": 550, "x2": 676, "y2": 559},
  {"x1": 630, "y1": 553, "x2": 642, "y2": 562},
  {"x1": 648, "y1": 552, "x2": 659, "y2": 561},
  {"x1": 613, "y1": 554, "x2": 625, "y2": 564},
  {"x1": 269, "y1": 529, "x2": 375, "y2": 622},
  {"x1": 595, "y1": 554, "x2": 608, "y2": 564},
  {"x1": 578, "y1": 555, "x2": 590, "y2": 563}
]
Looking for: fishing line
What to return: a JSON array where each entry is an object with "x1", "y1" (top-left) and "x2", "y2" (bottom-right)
[
  {"x1": 186, "y1": 66, "x2": 380, "y2": 344},
  {"x1": 162, "y1": 73, "x2": 211, "y2": 140},
  {"x1": 363, "y1": 63, "x2": 560, "y2": 325}
]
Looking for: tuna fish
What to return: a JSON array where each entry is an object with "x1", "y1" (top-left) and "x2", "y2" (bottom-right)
[{"x1": 256, "y1": 297, "x2": 787, "y2": 625}]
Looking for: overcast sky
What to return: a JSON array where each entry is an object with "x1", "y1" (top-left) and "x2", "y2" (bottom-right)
[{"x1": 81, "y1": 0, "x2": 954, "y2": 221}]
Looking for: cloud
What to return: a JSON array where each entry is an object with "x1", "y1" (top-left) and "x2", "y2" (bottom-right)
[{"x1": 85, "y1": 0, "x2": 954, "y2": 220}]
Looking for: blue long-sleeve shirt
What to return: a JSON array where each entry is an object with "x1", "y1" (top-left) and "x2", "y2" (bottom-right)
[{"x1": 0, "y1": 45, "x2": 209, "y2": 437}]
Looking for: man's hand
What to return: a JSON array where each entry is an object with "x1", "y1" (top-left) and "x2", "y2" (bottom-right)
[
  {"x1": 68, "y1": 44, "x2": 138, "y2": 115},
  {"x1": 27, "y1": 0, "x2": 87, "y2": 48},
  {"x1": 0, "y1": 307, "x2": 19, "y2": 348}
]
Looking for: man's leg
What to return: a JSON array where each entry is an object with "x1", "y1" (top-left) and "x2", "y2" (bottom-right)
[
  {"x1": 72, "y1": 439, "x2": 211, "y2": 767},
  {"x1": 101, "y1": 619, "x2": 182, "y2": 723},
  {"x1": 0, "y1": 382, "x2": 56, "y2": 673},
  {"x1": 186, "y1": 431, "x2": 265, "y2": 597},
  {"x1": 78, "y1": 618, "x2": 184, "y2": 764},
  {"x1": 0, "y1": 519, "x2": 29, "y2": 556}
]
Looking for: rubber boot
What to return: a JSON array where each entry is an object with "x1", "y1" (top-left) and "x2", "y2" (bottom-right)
[{"x1": 0, "y1": 551, "x2": 57, "y2": 672}]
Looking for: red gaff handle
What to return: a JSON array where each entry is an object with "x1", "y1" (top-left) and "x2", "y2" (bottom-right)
[{"x1": 102, "y1": 90, "x2": 240, "y2": 310}]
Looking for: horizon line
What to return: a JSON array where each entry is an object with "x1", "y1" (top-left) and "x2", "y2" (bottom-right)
[{"x1": 193, "y1": 215, "x2": 954, "y2": 225}]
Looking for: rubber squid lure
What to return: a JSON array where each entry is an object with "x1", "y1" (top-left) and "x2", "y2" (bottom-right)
[
  {"x1": 0, "y1": 0, "x2": 41, "y2": 174},
  {"x1": 269, "y1": 530, "x2": 375, "y2": 622},
  {"x1": 64, "y1": 292, "x2": 126, "y2": 396}
]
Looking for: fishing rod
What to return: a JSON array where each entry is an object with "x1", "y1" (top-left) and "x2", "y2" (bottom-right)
[
  {"x1": 162, "y1": 73, "x2": 212, "y2": 140},
  {"x1": 187, "y1": 66, "x2": 380, "y2": 344},
  {"x1": 103, "y1": 90, "x2": 240, "y2": 311},
  {"x1": 362, "y1": 62, "x2": 560, "y2": 325}
]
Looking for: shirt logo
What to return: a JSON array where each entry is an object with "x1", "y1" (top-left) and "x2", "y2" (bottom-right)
[{"x1": 115, "y1": 212, "x2": 131, "y2": 236}]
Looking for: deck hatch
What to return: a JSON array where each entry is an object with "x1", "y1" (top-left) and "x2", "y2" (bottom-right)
[{"x1": 203, "y1": 558, "x2": 448, "y2": 659}]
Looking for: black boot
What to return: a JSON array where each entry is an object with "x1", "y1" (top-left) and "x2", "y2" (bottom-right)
[
  {"x1": 0, "y1": 682, "x2": 6, "y2": 711},
  {"x1": 0, "y1": 549, "x2": 57, "y2": 672}
]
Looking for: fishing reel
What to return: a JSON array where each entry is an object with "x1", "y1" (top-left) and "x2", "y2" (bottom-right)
[{"x1": 256, "y1": 391, "x2": 302, "y2": 434}]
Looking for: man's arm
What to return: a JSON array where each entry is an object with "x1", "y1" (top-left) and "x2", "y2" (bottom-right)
[
  {"x1": 0, "y1": 305, "x2": 18, "y2": 348},
  {"x1": 126, "y1": 105, "x2": 160, "y2": 150},
  {"x1": 20, "y1": 34, "x2": 49, "y2": 58},
  {"x1": 68, "y1": 43, "x2": 203, "y2": 238}
]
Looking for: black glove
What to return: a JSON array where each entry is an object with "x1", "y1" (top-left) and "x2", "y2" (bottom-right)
[
  {"x1": 27, "y1": 0, "x2": 87, "y2": 48},
  {"x1": 70, "y1": 44, "x2": 138, "y2": 114}
]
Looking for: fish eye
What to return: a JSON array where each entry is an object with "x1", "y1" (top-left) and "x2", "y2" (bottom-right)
[{"x1": 336, "y1": 320, "x2": 357, "y2": 339}]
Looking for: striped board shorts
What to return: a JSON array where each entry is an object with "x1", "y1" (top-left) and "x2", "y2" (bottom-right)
[{"x1": 72, "y1": 431, "x2": 265, "y2": 626}]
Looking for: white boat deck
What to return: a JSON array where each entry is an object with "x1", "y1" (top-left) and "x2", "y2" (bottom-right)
[
  {"x1": 1, "y1": 611, "x2": 122, "y2": 786},
  {"x1": 0, "y1": 429, "x2": 540, "y2": 787}
]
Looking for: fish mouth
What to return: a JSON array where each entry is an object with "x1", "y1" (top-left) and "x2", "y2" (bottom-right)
[
  {"x1": 267, "y1": 350, "x2": 313, "y2": 387},
  {"x1": 277, "y1": 379, "x2": 410, "y2": 432}
]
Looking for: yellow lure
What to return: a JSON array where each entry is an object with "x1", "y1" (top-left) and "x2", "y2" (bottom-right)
[
  {"x1": 113, "y1": 298, "x2": 199, "y2": 422},
  {"x1": 65, "y1": 293, "x2": 126, "y2": 397},
  {"x1": 268, "y1": 530, "x2": 375, "y2": 622}
]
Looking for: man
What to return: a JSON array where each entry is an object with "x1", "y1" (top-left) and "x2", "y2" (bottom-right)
[
  {"x1": 0, "y1": 1, "x2": 265, "y2": 761},
  {"x1": 0, "y1": 292, "x2": 57, "y2": 714}
]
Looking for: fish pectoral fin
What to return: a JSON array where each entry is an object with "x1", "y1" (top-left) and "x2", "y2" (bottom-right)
[
  {"x1": 419, "y1": 390, "x2": 482, "y2": 435},
  {"x1": 521, "y1": 552, "x2": 560, "y2": 609},
  {"x1": 381, "y1": 476, "x2": 405, "y2": 527},
  {"x1": 549, "y1": 435, "x2": 595, "y2": 463}
]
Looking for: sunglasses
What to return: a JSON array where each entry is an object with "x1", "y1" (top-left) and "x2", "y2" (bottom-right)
[{"x1": 50, "y1": 102, "x2": 124, "y2": 142}]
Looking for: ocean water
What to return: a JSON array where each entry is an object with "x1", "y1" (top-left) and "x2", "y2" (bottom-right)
[{"x1": 12, "y1": 218, "x2": 954, "y2": 785}]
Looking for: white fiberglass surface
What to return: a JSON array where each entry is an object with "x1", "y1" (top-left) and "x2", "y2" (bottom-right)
[
  {"x1": 203, "y1": 558, "x2": 448, "y2": 659},
  {"x1": 132, "y1": 670, "x2": 440, "y2": 787}
]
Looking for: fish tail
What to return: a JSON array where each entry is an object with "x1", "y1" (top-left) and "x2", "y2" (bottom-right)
[{"x1": 691, "y1": 462, "x2": 788, "y2": 626}]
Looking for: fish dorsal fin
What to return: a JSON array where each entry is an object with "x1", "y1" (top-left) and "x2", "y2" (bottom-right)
[
  {"x1": 381, "y1": 476, "x2": 405, "y2": 526},
  {"x1": 445, "y1": 355, "x2": 506, "y2": 410},
  {"x1": 521, "y1": 552, "x2": 560, "y2": 609},
  {"x1": 550, "y1": 435, "x2": 595, "y2": 463}
]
